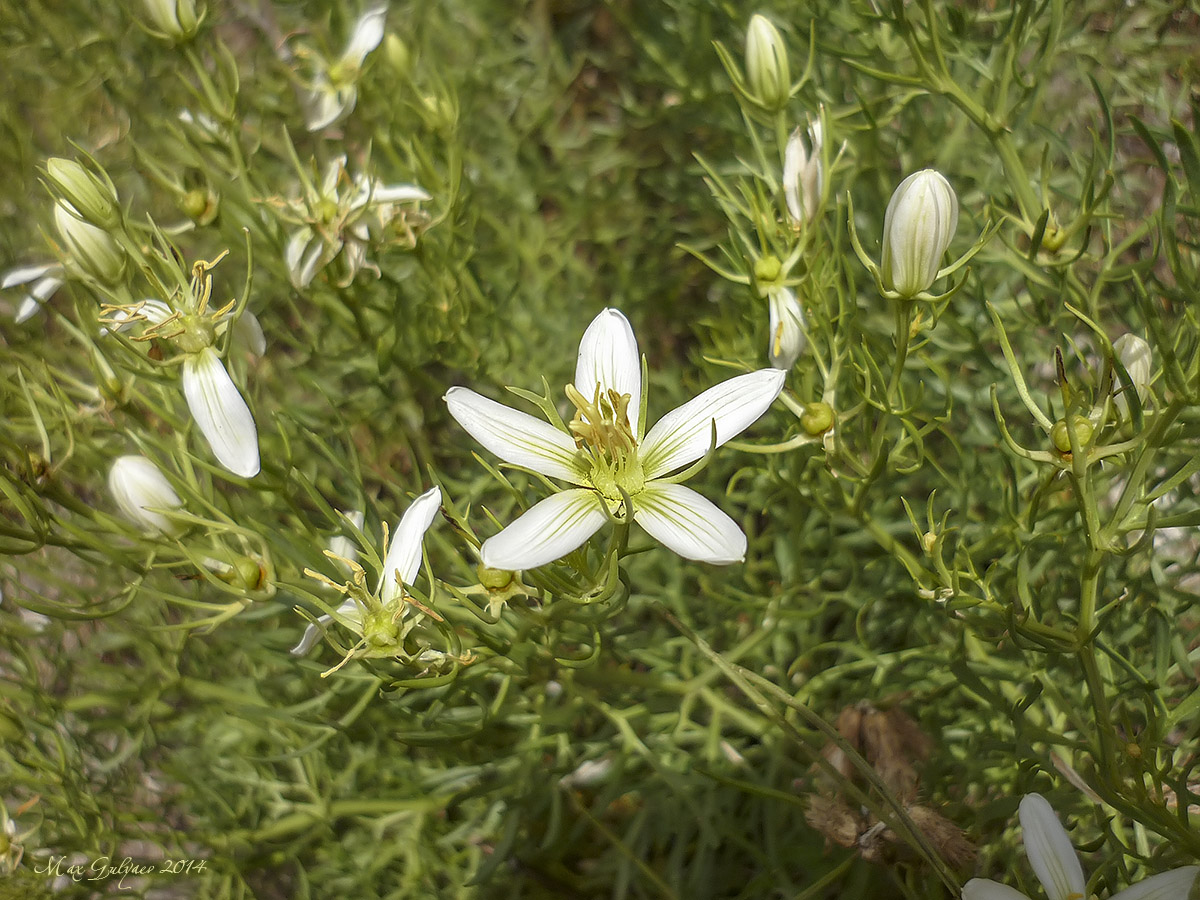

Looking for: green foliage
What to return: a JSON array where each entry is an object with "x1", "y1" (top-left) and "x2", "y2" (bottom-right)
[{"x1": 0, "y1": 0, "x2": 1198, "y2": 898}]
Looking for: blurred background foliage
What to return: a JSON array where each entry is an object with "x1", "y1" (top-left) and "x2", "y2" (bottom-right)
[{"x1": 0, "y1": 0, "x2": 1198, "y2": 898}]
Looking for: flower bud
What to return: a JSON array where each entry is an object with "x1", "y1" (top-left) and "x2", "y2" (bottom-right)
[
  {"x1": 1051, "y1": 415, "x2": 1093, "y2": 454},
  {"x1": 880, "y1": 169, "x2": 958, "y2": 298},
  {"x1": 745, "y1": 14, "x2": 790, "y2": 112},
  {"x1": 766, "y1": 285, "x2": 806, "y2": 369},
  {"x1": 784, "y1": 121, "x2": 822, "y2": 226},
  {"x1": 53, "y1": 200, "x2": 125, "y2": 285},
  {"x1": 109, "y1": 455, "x2": 186, "y2": 537},
  {"x1": 45, "y1": 158, "x2": 118, "y2": 228},
  {"x1": 1112, "y1": 333, "x2": 1151, "y2": 420},
  {"x1": 142, "y1": 0, "x2": 201, "y2": 41}
]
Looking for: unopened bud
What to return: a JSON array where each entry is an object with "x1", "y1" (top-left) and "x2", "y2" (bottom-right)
[
  {"x1": 1051, "y1": 415, "x2": 1093, "y2": 454},
  {"x1": 800, "y1": 401, "x2": 834, "y2": 435},
  {"x1": 143, "y1": 0, "x2": 201, "y2": 41},
  {"x1": 880, "y1": 169, "x2": 958, "y2": 298},
  {"x1": 109, "y1": 455, "x2": 186, "y2": 537},
  {"x1": 46, "y1": 158, "x2": 119, "y2": 228},
  {"x1": 784, "y1": 121, "x2": 823, "y2": 226},
  {"x1": 384, "y1": 33, "x2": 410, "y2": 75},
  {"x1": 1112, "y1": 333, "x2": 1151, "y2": 420},
  {"x1": 53, "y1": 200, "x2": 125, "y2": 285},
  {"x1": 745, "y1": 15, "x2": 790, "y2": 112}
]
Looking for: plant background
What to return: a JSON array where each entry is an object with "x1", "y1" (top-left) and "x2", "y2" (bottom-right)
[{"x1": 0, "y1": 1, "x2": 1198, "y2": 898}]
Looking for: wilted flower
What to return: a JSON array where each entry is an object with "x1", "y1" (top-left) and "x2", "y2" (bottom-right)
[
  {"x1": 446, "y1": 309, "x2": 785, "y2": 570},
  {"x1": 182, "y1": 347, "x2": 260, "y2": 478},
  {"x1": 142, "y1": 0, "x2": 202, "y2": 41},
  {"x1": 784, "y1": 120, "x2": 822, "y2": 226},
  {"x1": 108, "y1": 455, "x2": 186, "y2": 537},
  {"x1": 880, "y1": 169, "x2": 958, "y2": 298},
  {"x1": 280, "y1": 155, "x2": 430, "y2": 289},
  {"x1": 1113, "y1": 333, "x2": 1151, "y2": 420},
  {"x1": 1, "y1": 263, "x2": 64, "y2": 323},
  {"x1": 53, "y1": 200, "x2": 125, "y2": 285},
  {"x1": 292, "y1": 488, "x2": 441, "y2": 661},
  {"x1": 745, "y1": 14, "x2": 790, "y2": 113},
  {"x1": 766, "y1": 285, "x2": 806, "y2": 369},
  {"x1": 963, "y1": 793, "x2": 1198, "y2": 900},
  {"x1": 45, "y1": 157, "x2": 119, "y2": 228},
  {"x1": 303, "y1": 5, "x2": 387, "y2": 131}
]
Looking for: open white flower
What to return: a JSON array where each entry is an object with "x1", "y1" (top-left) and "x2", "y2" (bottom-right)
[
  {"x1": 963, "y1": 793, "x2": 1198, "y2": 900},
  {"x1": 446, "y1": 309, "x2": 785, "y2": 570},
  {"x1": 1, "y1": 263, "x2": 64, "y2": 323},
  {"x1": 292, "y1": 488, "x2": 440, "y2": 656},
  {"x1": 282, "y1": 156, "x2": 430, "y2": 289},
  {"x1": 304, "y1": 5, "x2": 387, "y2": 131},
  {"x1": 181, "y1": 347, "x2": 261, "y2": 478}
]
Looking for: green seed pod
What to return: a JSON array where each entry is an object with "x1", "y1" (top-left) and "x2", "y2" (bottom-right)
[
  {"x1": 800, "y1": 401, "x2": 834, "y2": 435},
  {"x1": 1051, "y1": 415, "x2": 1093, "y2": 453}
]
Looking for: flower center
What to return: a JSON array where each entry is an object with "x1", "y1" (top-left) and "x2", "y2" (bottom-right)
[
  {"x1": 565, "y1": 383, "x2": 645, "y2": 510},
  {"x1": 362, "y1": 607, "x2": 401, "y2": 649}
]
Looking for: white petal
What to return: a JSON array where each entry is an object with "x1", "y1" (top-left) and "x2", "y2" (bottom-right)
[
  {"x1": 962, "y1": 879, "x2": 1033, "y2": 900},
  {"x1": 291, "y1": 598, "x2": 360, "y2": 655},
  {"x1": 639, "y1": 368, "x2": 785, "y2": 479},
  {"x1": 574, "y1": 308, "x2": 642, "y2": 435},
  {"x1": 305, "y1": 83, "x2": 347, "y2": 132},
  {"x1": 1109, "y1": 867, "x2": 1200, "y2": 900},
  {"x1": 633, "y1": 482, "x2": 746, "y2": 564},
  {"x1": 328, "y1": 509, "x2": 365, "y2": 566},
  {"x1": 233, "y1": 310, "x2": 267, "y2": 358},
  {"x1": 480, "y1": 489, "x2": 606, "y2": 570},
  {"x1": 181, "y1": 347, "x2": 261, "y2": 478},
  {"x1": 343, "y1": 4, "x2": 387, "y2": 66},
  {"x1": 2, "y1": 263, "x2": 58, "y2": 288},
  {"x1": 783, "y1": 126, "x2": 809, "y2": 224},
  {"x1": 767, "y1": 285, "x2": 806, "y2": 369},
  {"x1": 378, "y1": 486, "x2": 441, "y2": 605},
  {"x1": 371, "y1": 183, "x2": 431, "y2": 203},
  {"x1": 445, "y1": 386, "x2": 586, "y2": 484},
  {"x1": 108, "y1": 455, "x2": 185, "y2": 537},
  {"x1": 1019, "y1": 794, "x2": 1086, "y2": 900},
  {"x1": 285, "y1": 229, "x2": 321, "y2": 288},
  {"x1": 15, "y1": 294, "x2": 43, "y2": 323}
]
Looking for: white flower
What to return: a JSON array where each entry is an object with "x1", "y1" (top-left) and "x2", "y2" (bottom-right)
[
  {"x1": 880, "y1": 168, "x2": 959, "y2": 298},
  {"x1": 445, "y1": 308, "x2": 785, "y2": 570},
  {"x1": 142, "y1": 0, "x2": 200, "y2": 41},
  {"x1": 304, "y1": 5, "x2": 387, "y2": 132},
  {"x1": 282, "y1": 156, "x2": 430, "y2": 288},
  {"x1": 784, "y1": 120, "x2": 823, "y2": 226},
  {"x1": 963, "y1": 793, "x2": 1199, "y2": 900},
  {"x1": 766, "y1": 285, "x2": 806, "y2": 369},
  {"x1": 292, "y1": 490, "x2": 440, "y2": 655},
  {"x1": 1, "y1": 263, "x2": 64, "y2": 323},
  {"x1": 181, "y1": 347, "x2": 260, "y2": 478},
  {"x1": 108, "y1": 455, "x2": 185, "y2": 537},
  {"x1": 53, "y1": 200, "x2": 125, "y2": 285},
  {"x1": 1113, "y1": 333, "x2": 1151, "y2": 420}
]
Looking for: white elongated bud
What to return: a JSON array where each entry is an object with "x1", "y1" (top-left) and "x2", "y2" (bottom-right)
[
  {"x1": 181, "y1": 347, "x2": 261, "y2": 478},
  {"x1": 53, "y1": 200, "x2": 125, "y2": 285},
  {"x1": 143, "y1": 0, "x2": 201, "y2": 40},
  {"x1": 1113, "y1": 333, "x2": 1151, "y2": 419},
  {"x1": 46, "y1": 158, "x2": 119, "y2": 228},
  {"x1": 745, "y1": 14, "x2": 790, "y2": 112},
  {"x1": 766, "y1": 285, "x2": 806, "y2": 369},
  {"x1": 109, "y1": 455, "x2": 185, "y2": 536},
  {"x1": 784, "y1": 121, "x2": 822, "y2": 225},
  {"x1": 880, "y1": 169, "x2": 958, "y2": 298}
]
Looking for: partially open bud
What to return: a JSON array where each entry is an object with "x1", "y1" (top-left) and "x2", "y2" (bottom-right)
[
  {"x1": 745, "y1": 15, "x2": 790, "y2": 113},
  {"x1": 784, "y1": 121, "x2": 822, "y2": 226},
  {"x1": 766, "y1": 285, "x2": 806, "y2": 369},
  {"x1": 109, "y1": 455, "x2": 186, "y2": 537},
  {"x1": 45, "y1": 158, "x2": 119, "y2": 229},
  {"x1": 1112, "y1": 333, "x2": 1151, "y2": 420},
  {"x1": 53, "y1": 200, "x2": 125, "y2": 285},
  {"x1": 880, "y1": 169, "x2": 958, "y2": 298},
  {"x1": 142, "y1": 0, "x2": 201, "y2": 41}
]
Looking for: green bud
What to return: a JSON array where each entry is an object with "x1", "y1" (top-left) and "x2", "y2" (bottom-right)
[
  {"x1": 53, "y1": 200, "x2": 126, "y2": 285},
  {"x1": 181, "y1": 187, "x2": 219, "y2": 225},
  {"x1": 1051, "y1": 415, "x2": 1093, "y2": 454},
  {"x1": 46, "y1": 157, "x2": 119, "y2": 228},
  {"x1": 210, "y1": 554, "x2": 266, "y2": 591},
  {"x1": 384, "y1": 33, "x2": 410, "y2": 75},
  {"x1": 745, "y1": 14, "x2": 790, "y2": 113},
  {"x1": 800, "y1": 401, "x2": 834, "y2": 435}
]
